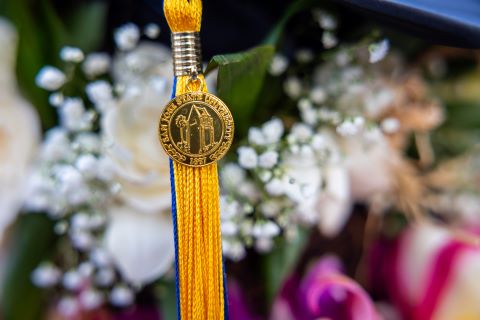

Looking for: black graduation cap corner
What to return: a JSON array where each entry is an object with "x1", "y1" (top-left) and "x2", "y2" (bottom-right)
[
  {"x1": 335, "y1": 0, "x2": 480, "y2": 48},
  {"x1": 139, "y1": 0, "x2": 480, "y2": 53}
]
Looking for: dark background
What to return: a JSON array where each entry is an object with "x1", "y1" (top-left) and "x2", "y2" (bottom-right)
[{"x1": 53, "y1": 0, "x2": 480, "y2": 59}]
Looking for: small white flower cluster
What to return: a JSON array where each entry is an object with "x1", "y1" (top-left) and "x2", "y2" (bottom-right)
[
  {"x1": 314, "y1": 9, "x2": 338, "y2": 49},
  {"x1": 114, "y1": 23, "x2": 161, "y2": 51},
  {"x1": 220, "y1": 24, "x2": 396, "y2": 259},
  {"x1": 220, "y1": 116, "x2": 346, "y2": 259},
  {"x1": 25, "y1": 24, "x2": 173, "y2": 314},
  {"x1": 28, "y1": 122, "x2": 135, "y2": 313},
  {"x1": 369, "y1": 39, "x2": 390, "y2": 64}
]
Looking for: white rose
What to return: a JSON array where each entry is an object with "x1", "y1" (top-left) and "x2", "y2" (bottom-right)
[
  {"x1": 0, "y1": 19, "x2": 40, "y2": 238},
  {"x1": 102, "y1": 44, "x2": 174, "y2": 213},
  {"x1": 100, "y1": 43, "x2": 175, "y2": 285},
  {"x1": 102, "y1": 88, "x2": 172, "y2": 211},
  {"x1": 104, "y1": 205, "x2": 174, "y2": 286}
]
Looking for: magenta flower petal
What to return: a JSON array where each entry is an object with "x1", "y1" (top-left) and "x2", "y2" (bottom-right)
[
  {"x1": 369, "y1": 224, "x2": 480, "y2": 320},
  {"x1": 228, "y1": 280, "x2": 261, "y2": 320},
  {"x1": 273, "y1": 255, "x2": 379, "y2": 320},
  {"x1": 301, "y1": 256, "x2": 379, "y2": 320}
]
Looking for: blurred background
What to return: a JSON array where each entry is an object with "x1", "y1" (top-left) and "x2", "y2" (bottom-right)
[{"x1": 1, "y1": 0, "x2": 480, "y2": 319}]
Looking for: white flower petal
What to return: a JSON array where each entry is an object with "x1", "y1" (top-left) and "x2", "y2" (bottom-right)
[{"x1": 104, "y1": 206, "x2": 174, "y2": 286}]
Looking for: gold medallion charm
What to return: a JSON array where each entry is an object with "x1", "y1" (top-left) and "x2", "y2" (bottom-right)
[{"x1": 159, "y1": 91, "x2": 234, "y2": 167}]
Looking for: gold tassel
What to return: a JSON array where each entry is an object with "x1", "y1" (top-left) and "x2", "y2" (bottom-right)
[{"x1": 162, "y1": 1, "x2": 227, "y2": 318}]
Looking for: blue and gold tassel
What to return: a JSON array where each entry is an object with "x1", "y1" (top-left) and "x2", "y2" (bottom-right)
[{"x1": 159, "y1": 1, "x2": 233, "y2": 319}]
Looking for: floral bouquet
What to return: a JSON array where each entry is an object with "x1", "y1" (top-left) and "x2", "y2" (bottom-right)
[{"x1": 1, "y1": 0, "x2": 480, "y2": 319}]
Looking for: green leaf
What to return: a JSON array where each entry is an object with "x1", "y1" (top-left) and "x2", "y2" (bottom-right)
[
  {"x1": 160, "y1": 280, "x2": 178, "y2": 320},
  {"x1": 261, "y1": 228, "x2": 310, "y2": 305},
  {"x1": 263, "y1": 0, "x2": 318, "y2": 45},
  {"x1": 2, "y1": 0, "x2": 58, "y2": 128},
  {"x1": 206, "y1": 45, "x2": 275, "y2": 137},
  {"x1": 2, "y1": 214, "x2": 56, "y2": 320},
  {"x1": 65, "y1": 1, "x2": 108, "y2": 52},
  {"x1": 1, "y1": 0, "x2": 108, "y2": 130}
]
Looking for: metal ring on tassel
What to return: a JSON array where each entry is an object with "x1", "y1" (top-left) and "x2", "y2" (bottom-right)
[{"x1": 171, "y1": 32, "x2": 203, "y2": 77}]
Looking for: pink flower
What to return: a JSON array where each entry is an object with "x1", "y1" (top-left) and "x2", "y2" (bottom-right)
[
  {"x1": 369, "y1": 223, "x2": 480, "y2": 320},
  {"x1": 271, "y1": 255, "x2": 380, "y2": 320}
]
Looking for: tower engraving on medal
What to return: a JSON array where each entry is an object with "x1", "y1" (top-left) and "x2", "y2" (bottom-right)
[{"x1": 158, "y1": 92, "x2": 234, "y2": 167}]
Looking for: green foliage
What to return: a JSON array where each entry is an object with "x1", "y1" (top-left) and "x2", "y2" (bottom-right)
[
  {"x1": 431, "y1": 69, "x2": 480, "y2": 158},
  {"x1": 159, "y1": 280, "x2": 178, "y2": 320},
  {"x1": 0, "y1": 0, "x2": 108, "y2": 130},
  {"x1": 64, "y1": 2, "x2": 108, "y2": 52},
  {"x1": 206, "y1": 46, "x2": 275, "y2": 138},
  {"x1": 261, "y1": 229, "x2": 310, "y2": 305},
  {"x1": 1, "y1": 215, "x2": 56, "y2": 320}
]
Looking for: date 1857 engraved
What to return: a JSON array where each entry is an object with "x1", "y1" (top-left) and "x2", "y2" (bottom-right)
[{"x1": 158, "y1": 92, "x2": 234, "y2": 167}]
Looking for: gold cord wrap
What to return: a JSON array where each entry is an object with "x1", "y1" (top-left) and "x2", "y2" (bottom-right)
[
  {"x1": 172, "y1": 32, "x2": 203, "y2": 76},
  {"x1": 161, "y1": 0, "x2": 230, "y2": 319}
]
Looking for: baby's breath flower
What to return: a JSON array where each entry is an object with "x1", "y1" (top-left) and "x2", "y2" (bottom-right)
[
  {"x1": 57, "y1": 297, "x2": 79, "y2": 317},
  {"x1": 269, "y1": 54, "x2": 288, "y2": 75},
  {"x1": 255, "y1": 237, "x2": 274, "y2": 253},
  {"x1": 369, "y1": 39, "x2": 390, "y2": 64},
  {"x1": 295, "y1": 49, "x2": 314, "y2": 63},
  {"x1": 322, "y1": 31, "x2": 338, "y2": 49},
  {"x1": 144, "y1": 23, "x2": 161, "y2": 38},
  {"x1": 259, "y1": 151, "x2": 279, "y2": 169},
  {"x1": 110, "y1": 285, "x2": 134, "y2": 307},
  {"x1": 381, "y1": 117, "x2": 400, "y2": 134},
  {"x1": 35, "y1": 66, "x2": 66, "y2": 91},
  {"x1": 289, "y1": 123, "x2": 313, "y2": 143},
  {"x1": 49, "y1": 92, "x2": 64, "y2": 107},
  {"x1": 222, "y1": 240, "x2": 246, "y2": 261},
  {"x1": 60, "y1": 46, "x2": 84, "y2": 63},
  {"x1": 238, "y1": 146, "x2": 258, "y2": 169},
  {"x1": 75, "y1": 154, "x2": 98, "y2": 179},
  {"x1": 284, "y1": 77, "x2": 302, "y2": 98},
  {"x1": 310, "y1": 86, "x2": 327, "y2": 104},
  {"x1": 221, "y1": 220, "x2": 238, "y2": 236},
  {"x1": 221, "y1": 164, "x2": 245, "y2": 188},
  {"x1": 62, "y1": 270, "x2": 83, "y2": 291},
  {"x1": 95, "y1": 268, "x2": 116, "y2": 287},
  {"x1": 314, "y1": 10, "x2": 337, "y2": 30},
  {"x1": 265, "y1": 178, "x2": 285, "y2": 196},
  {"x1": 31, "y1": 263, "x2": 61, "y2": 288},
  {"x1": 86, "y1": 80, "x2": 113, "y2": 112},
  {"x1": 114, "y1": 23, "x2": 140, "y2": 51},
  {"x1": 82, "y1": 53, "x2": 111, "y2": 77},
  {"x1": 79, "y1": 289, "x2": 104, "y2": 310},
  {"x1": 59, "y1": 98, "x2": 89, "y2": 131},
  {"x1": 336, "y1": 118, "x2": 364, "y2": 136}
]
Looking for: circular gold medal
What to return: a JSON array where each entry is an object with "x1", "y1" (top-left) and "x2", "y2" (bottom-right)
[{"x1": 158, "y1": 92, "x2": 234, "y2": 167}]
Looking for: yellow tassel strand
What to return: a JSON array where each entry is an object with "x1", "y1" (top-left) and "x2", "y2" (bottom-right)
[{"x1": 164, "y1": 1, "x2": 226, "y2": 319}]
